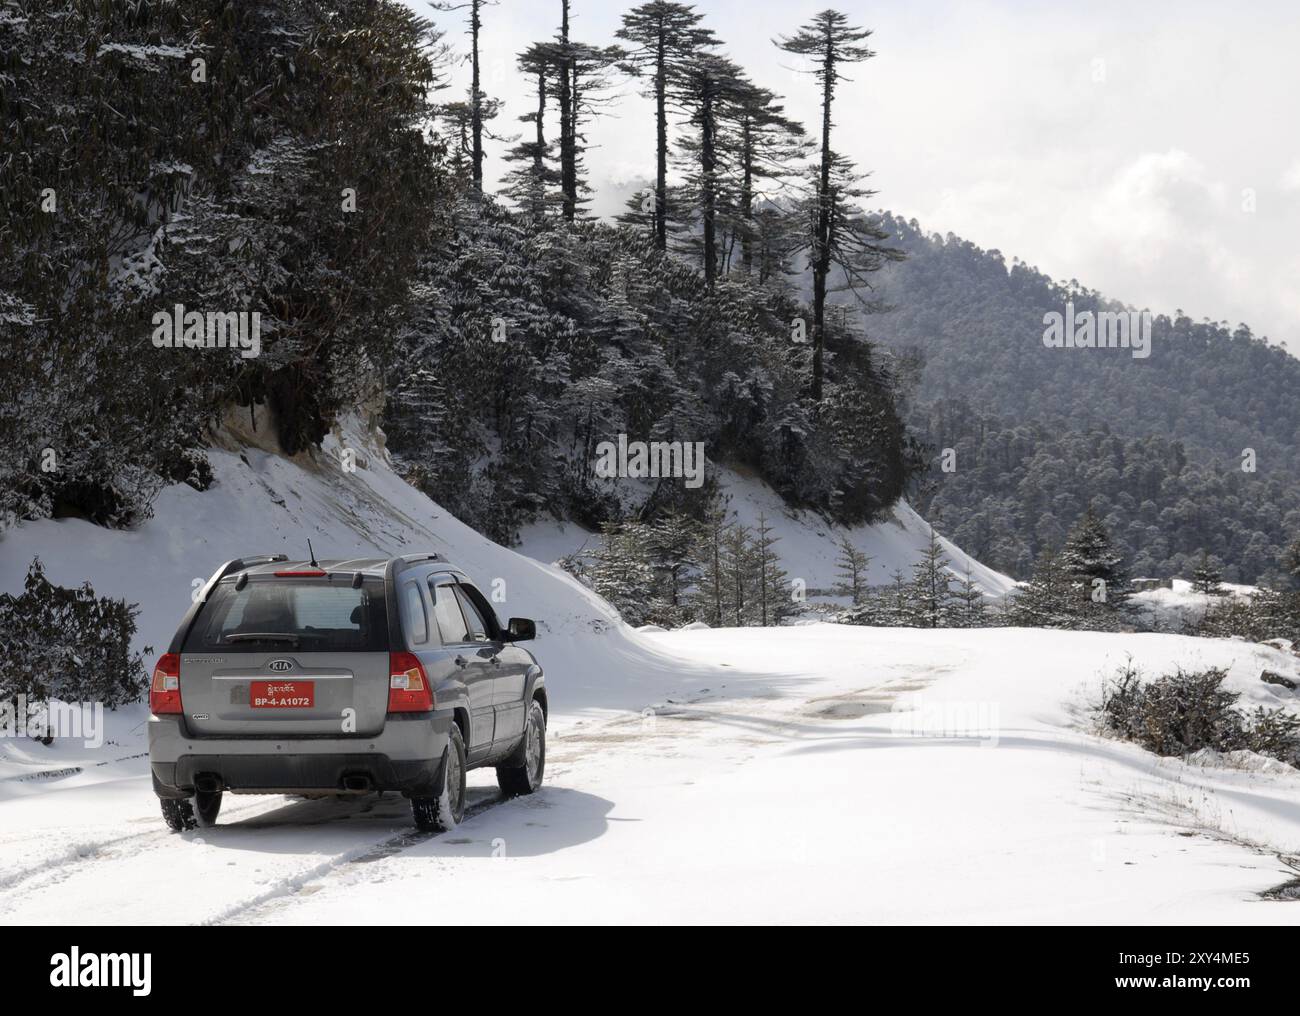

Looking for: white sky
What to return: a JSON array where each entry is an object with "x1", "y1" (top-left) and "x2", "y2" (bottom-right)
[{"x1": 409, "y1": 0, "x2": 1300, "y2": 343}]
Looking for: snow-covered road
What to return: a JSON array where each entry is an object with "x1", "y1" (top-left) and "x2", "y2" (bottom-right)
[{"x1": 2, "y1": 625, "x2": 1298, "y2": 924}]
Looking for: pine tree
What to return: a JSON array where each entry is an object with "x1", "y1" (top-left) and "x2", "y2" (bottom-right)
[
  {"x1": 550, "y1": 2, "x2": 624, "y2": 221},
  {"x1": 753, "y1": 511, "x2": 792, "y2": 626},
  {"x1": 646, "y1": 512, "x2": 701, "y2": 625},
  {"x1": 434, "y1": 1, "x2": 501, "y2": 192},
  {"x1": 775, "y1": 11, "x2": 902, "y2": 402},
  {"x1": 723, "y1": 522, "x2": 757, "y2": 626},
  {"x1": 503, "y1": 43, "x2": 563, "y2": 217},
  {"x1": 590, "y1": 521, "x2": 655, "y2": 627},
  {"x1": 669, "y1": 52, "x2": 747, "y2": 283},
  {"x1": 728, "y1": 81, "x2": 808, "y2": 278},
  {"x1": 910, "y1": 529, "x2": 956, "y2": 628},
  {"x1": 1061, "y1": 506, "x2": 1130, "y2": 613},
  {"x1": 1191, "y1": 550, "x2": 1225, "y2": 596},
  {"x1": 953, "y1": 567, "x2": 987, "y2": 628},
  {"x1": 1012, "y1": 544, "x2": 1077, "y2": 629},
  {"x1": 616, "y1": 2, "x2": 719, "y2": 250},
  {"x1": 692, "y1": 504, "x2": 731, "y2": 626},
  {"x1": 834, "y1": 533, "x2": 871, "y2": 606},
  {"x1": 884, "y1": 568, "x2": 912, "y2": 626}
]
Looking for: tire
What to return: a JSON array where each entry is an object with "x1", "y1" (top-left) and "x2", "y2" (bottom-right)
[
  {"x1": 159, "y1": 789, "x2": 221, "y2": 831},
  {"x1": 412, "y1": 723, "x2": 466, "y2": 832},
  {"x1": 160, "y1": 797, "x2": 196, "y2": 832},
  {"x1": 193, "y1": 788, "x2": 222, "y2": 827},
  {"x1": 497, "y1": 699, "x2": 546, "y2": 798}
]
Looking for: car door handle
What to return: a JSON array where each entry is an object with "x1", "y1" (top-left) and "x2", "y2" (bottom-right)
[{"x1": 454, "y1": 655, "x2": 468, "y2": 668}]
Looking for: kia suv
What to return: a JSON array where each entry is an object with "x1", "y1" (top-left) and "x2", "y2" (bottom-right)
[{"x1": 148, "y1": 553, "x2": 547, "y2": 832}]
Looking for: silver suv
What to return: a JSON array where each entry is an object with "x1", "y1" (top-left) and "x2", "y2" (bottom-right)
[{"x1": 148, "y1": 553, "x2": 546, "y2": 832}]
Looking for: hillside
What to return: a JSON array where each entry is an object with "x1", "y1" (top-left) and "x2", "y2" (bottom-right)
[
  {"x1": 863, "y1": 214, "x2": 1300, "y2": 583},
  {"x1": 520, "y1": 465, "x2": 1015, "y2": 601}
]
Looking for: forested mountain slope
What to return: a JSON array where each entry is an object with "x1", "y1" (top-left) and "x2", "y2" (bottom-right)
[{"x1": 866, "y1": 215, "x2": 1300, "y2": 583}]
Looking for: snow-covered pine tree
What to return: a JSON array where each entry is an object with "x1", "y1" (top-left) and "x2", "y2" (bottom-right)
[
  {"x1": 691, "y1": 504, "x2": 732, "y2": 627},
  {"x1": 833, "y1": 533, "x2": 871, "y2": 606},
  {"x1": 589, "y1": 522, "x2": 656, "y2": 627},
  {"x1": 953, "y1": 567, "x2": 987, "y2": 628},
  {"x1": 1011, "y1": 544, "x2": 1077, "y2": 629},
  {"x1": 871, "y1": 568, "x2": 912, "y2": 627},
  {"x1": 723, "y1": 522, "x2": 758, "y2": 626},
  {"x1": 645, "y1": 513, "x2": 702, "y2": 627},
  {"x1": 909, "y1": 528, "x2": 956, "y2": 628},
  {"x1": 1191, "y1": 550, "x2": 1225, "y2": 596},
  {"x1": 753, "y1": 511, "x2": 793, "y2": 626},
  {"x1": 1060, "y1": 506, "x2": 1130, "y2": 613}
]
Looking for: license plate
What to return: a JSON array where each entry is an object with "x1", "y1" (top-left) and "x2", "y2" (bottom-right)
[{"x1": 249, "y1": 681, "x2": 315, "y2": 709}]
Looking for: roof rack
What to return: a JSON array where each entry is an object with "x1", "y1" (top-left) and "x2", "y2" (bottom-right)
[{"x1": 209, "y1": 554, "x2": 290, "y2": 587}]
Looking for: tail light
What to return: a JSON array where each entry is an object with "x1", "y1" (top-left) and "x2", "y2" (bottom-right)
[
  {"x1": 150, "y1": 653, "x2": 182, "y2": 715},
  {"x1": 388, "y1": 652, "x2": 434, "y2": 713}
]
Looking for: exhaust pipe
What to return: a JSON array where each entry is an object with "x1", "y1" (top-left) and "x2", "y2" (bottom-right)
[
  {"x1": 194, "y1": 774, "x2": 222, "y2": 795},
  {"x1": 342, "y1": 774, "x2": 372, "y2": 793}
]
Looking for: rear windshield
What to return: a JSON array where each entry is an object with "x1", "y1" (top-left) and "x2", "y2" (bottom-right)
[{"x1": 183, "y1": 577, "x2": 388, "y2": 653}]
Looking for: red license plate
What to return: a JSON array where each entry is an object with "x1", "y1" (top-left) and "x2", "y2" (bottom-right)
[{"x1": 250, "y1": 681, "x2": 315, "y2": 709}]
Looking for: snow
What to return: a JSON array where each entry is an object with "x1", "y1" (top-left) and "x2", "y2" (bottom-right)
[
  {"x1": 2, "y1": 419, "x2": 1299, "y2": 924},
  {"x1": 1130, "y1": 578, "x2": 1258, "y2": 631}
]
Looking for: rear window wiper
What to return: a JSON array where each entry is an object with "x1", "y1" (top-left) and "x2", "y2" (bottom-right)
[{"x1": 223, "y1": 632, "x2": 301, "y2": 646}]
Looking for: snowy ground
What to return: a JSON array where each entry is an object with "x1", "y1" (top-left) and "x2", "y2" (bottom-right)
[
  {"x1": 4, "y1": 416, "x2": 1299, "y2": 923},
  {"x1": 1, "y1": 625, "x2": 1298, "y2": 925},
  {"x1": 1130, "y1": 578, "x2": 1257, "y2": 631}
]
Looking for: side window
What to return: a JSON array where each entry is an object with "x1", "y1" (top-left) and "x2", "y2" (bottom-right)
[
  {"x1": 402, "y1": 582, "x2": 428, "y2": 645},
  {"x1": 431, "y1": 582, "x2": 469, "y2": 644},
  {"x1": 454, "y1": 585, "x2": 490, "y2": 641}
]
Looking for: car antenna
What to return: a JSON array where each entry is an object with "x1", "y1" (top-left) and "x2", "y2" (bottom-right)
[{"x1": 307, "y1": 539, "x2": 319, "y2": 568}]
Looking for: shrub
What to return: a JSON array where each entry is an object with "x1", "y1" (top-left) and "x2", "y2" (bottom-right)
[
  {"x1": 0, "y1": 558, "x2": 150, "y2": 709},
  {"x1": 1099, "y1": 663, "x2": 1300, "y2": 768}
]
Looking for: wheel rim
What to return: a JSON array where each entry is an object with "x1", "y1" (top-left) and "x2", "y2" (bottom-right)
[{"x1": 525, "y1": 712, "x2": 543, "y2": 785}]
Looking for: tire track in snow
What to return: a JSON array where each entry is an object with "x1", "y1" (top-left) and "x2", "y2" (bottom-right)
[
  {"x1": 0, "y1": 795, "x2": 294, "y2": 908},
  {"x1": 200, "y1": 790, "x2": 505, "y2": 925}
]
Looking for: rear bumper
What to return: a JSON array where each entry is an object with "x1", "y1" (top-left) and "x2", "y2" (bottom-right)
[
  {"x1": 151, "y1": 753, "x2": 445, "y2": 798},
  {"x1": 148, "y1": 712, "x2": 451, "y2": 798}
]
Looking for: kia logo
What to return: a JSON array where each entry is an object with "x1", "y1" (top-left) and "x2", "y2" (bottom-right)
[{"x1": 267, "y1": 659, "x2": 294, "y2": 673}]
